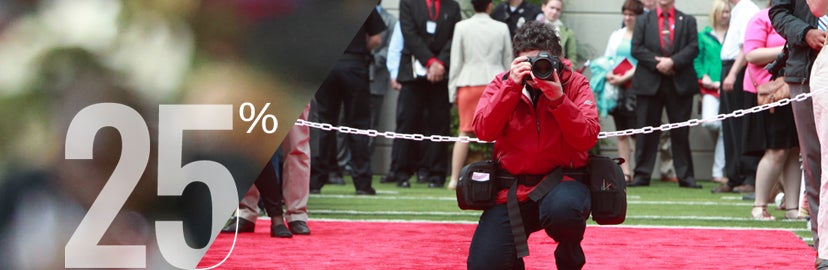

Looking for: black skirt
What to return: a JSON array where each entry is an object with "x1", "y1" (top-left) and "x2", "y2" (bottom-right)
[
  {"x1": 742, "y1": 92, "x2": 799, "y2": 156},
  {"x1": 610, "y1": 86, "x2": 637, "y2": 131}
]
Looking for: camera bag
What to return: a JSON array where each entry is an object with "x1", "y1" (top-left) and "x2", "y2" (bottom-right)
[
  {"x1": 585, "y1": 155, "x2": 627, "y2": 225},
  {"x1": 455, "y1": 160, "x2": 497, "y2": 210}
]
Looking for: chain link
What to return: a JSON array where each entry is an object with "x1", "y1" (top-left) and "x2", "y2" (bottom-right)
[{"x1": 295, "y1": 87, "x2": 823, "y2": 142}]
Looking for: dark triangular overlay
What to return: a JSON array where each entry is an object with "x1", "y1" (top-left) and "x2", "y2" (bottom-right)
[{"x1": 0, "y1": 0, "x2": 379, "y2": 269}]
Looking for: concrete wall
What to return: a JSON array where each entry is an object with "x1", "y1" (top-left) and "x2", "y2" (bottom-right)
[{"x1": 372, "y1": 0, "x2": 771, "y2": 180}]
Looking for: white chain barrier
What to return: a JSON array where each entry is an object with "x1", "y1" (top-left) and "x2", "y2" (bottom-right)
[{"x1": 296, "y1": 88, "x2": 822, "y2": 142}]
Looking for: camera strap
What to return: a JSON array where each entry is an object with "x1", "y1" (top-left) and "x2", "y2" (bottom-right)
[
  {"x1": 506, "y1": 168, "x2": 564, "y2": 258},
  {"x1": 506, "y1": 180, "x2": 529, "y2": 258}
]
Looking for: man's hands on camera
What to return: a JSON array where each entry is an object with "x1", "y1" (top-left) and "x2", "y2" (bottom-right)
[
  {"x1": 427, "y1": 62, "x2": 446, "y2": 82},
  {"x1": 509, "y1": 55, "x2": 563, "y2": 101}
]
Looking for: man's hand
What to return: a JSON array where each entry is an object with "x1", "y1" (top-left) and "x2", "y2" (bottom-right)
[
  {"x1": 806, "y1": 29, "x2": 827, "y2": 50},
  {"x1": 427, "y1": 62, "x2": 446, "y2": 82},
  {"x1": 509, "y1": 56, "x2": 532, "y2": 86},
  {"x1": 655, "y1": 56, "x2": 675, "y2": 75},
  {"x1": 390, "y1": 78, "x2": 402, "y2": 91},
  {"x1": 527, "y1": 69, "x2": 564, "y2": 101}
]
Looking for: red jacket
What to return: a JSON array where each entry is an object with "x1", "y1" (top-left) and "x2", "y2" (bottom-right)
[{"x1": 473, "y1": 62, "x2": 600, "y2": 203}]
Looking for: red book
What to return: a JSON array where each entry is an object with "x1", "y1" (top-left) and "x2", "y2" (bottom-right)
[
  {"x1": 612, "y1": 58, "x2": 633, "y2": 75},
  {"x1": 612, "y1": 58, "x2": 633, "y2": 88}
]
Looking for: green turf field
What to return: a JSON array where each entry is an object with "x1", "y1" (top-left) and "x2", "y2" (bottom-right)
[{"x1": 307, "y1": 176, "x2": 813, "y2": 246}]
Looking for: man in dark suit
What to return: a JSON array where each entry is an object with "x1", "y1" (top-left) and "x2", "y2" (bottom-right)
[
  {"x1": 309, "y1": 8, "x2": 386, "y2": 195},
  {"x1": 628, "y1": 0, "x2": 702, "y2": 188},
  {"x1": 490, "y1": 0, "x2": 543, "y2": 38},
  {"x1": 391, "y1": 0, "x2": 461, "y2": 188}
]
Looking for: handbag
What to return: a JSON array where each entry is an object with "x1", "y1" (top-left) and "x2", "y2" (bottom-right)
[
  {"x1": 748, "y1": 68, "x2": 789, "y2": 113},
  {"x1": 455, "y1": 160, "x2": 497, "y2": 210}
]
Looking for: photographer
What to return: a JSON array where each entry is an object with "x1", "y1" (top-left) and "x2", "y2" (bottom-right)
[{"x1": 469, "y1": 21, "x2": 599, "y2": 270}]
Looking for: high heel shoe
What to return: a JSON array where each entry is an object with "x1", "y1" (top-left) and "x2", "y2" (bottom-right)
[{"x1": 752, "y1": 206, "x2": 775, "y2": 221}]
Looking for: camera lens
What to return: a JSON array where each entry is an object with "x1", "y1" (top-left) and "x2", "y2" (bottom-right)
[{"x1": 531, "y1": 58, "x2": 553, "y2": 80}]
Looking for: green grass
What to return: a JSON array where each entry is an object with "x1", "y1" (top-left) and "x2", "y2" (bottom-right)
[{"x1": 306, "y1": 176, "x2": 813, "y2": 246}]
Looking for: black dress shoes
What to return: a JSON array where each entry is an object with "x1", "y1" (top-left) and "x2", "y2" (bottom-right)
[
  {"x1": 428, "y1": 182, "x2": 444, "y2": 188},
  {"x1": 417, "y1": 170, "x2": 429, "y2": 183},
  {"x1": 679, "y1": 181, "x2": 703, "y2": 189},
  {"x1": 356, "y1": 187, "x2": 377, "y2": 195},
  {"x1": 627, "y1": 179, "x2": 650, "y2": 187},
  {"x1": 327, "y1": 172, "x2": 346, "y2": 185},
  {"x1": 271, "y1": 223, "x2": 293, "y2": 238},
  {"x1": 397, "y1": 181, "x2": 411, "y2": 188},
  {"x1": 221, "y1": 218, "x2": 255, "y2": 233},
  {"x1": 288, "y1": 220, "x2": 311, "y2": 235},
  {"x1": 380, "y1": 174, "x2": 396, "y2": 183}
]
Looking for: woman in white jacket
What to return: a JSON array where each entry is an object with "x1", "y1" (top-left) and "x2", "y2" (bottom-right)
[{"x1": 602, "y1": 0, "x2": 644, "y2": 183}]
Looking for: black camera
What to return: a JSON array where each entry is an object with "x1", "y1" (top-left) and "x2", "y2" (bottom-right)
[{"x1": 526, "y1": 51, "x2": 563, "y2": 80}]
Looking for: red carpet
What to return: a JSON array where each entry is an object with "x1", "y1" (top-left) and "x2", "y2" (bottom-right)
[{"x1": 198, "y1": 220, "x2": 814, "y2": 269}]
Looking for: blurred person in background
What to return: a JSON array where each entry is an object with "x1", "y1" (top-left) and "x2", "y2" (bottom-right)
[
  {"x1": 742, "y1": 1, "x2": 802, "y2": 221},
  {"x1": 806, "y1": 0, "x2": 828, "y2": 267},
  {"x1": 603, "y1": 0, "x2": 644, "y2": 184},
  {"x1": 490, "y1": 0, "x2": 543, "y2": 38},
  {"x1": 222, "y1": 105, "x2": 312, "y2": 238},
  {"x1": 390, "y1": 0, "x2": 461, "y2": 188},
  {"x1": 641, "y1": 0, "x2": 657, "y2": 12},
  {"x1": 694, "y1": 0, "x2": 730, "y2": 184},
  {"x1": 380, "y1": 20, "x2": 430, "y2": 185},
  {"x1": 369, "y1": 1, "x2": 397, "y2": 155},
  {"x1": 712, "y1": 0, "x2": 761, "y2": 194},
  {"x1": 446, "y1": 0, "x2": 511, "y2": 190},
  {"x1": 628, "y1": 0, "x2": 702, "y2": 189},
  {"x1": 309, "y1": 8, "x2": 386, "y2": 195},
  {"x1": 770, "y1": 0, "x2": 824, "y2": 259},
  {"x1": 540, "y1": 0, "x2": 578, "y2": 65}
]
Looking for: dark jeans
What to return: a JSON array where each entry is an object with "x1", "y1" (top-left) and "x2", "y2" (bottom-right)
[{"x1": 467, "y1": 181, "x2": 591, "y2": 270}]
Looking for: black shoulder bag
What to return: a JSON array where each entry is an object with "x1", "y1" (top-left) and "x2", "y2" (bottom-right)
[{"x1": 585, "y1": 155, "x2": 627, "y2": 225}]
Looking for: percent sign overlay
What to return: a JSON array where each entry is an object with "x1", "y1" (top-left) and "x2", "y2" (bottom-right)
[{"x1": 239, "y1": 102, "x2": 278, "y2": 134}]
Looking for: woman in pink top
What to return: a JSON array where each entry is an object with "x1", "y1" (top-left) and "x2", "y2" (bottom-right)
[{"x1": 742, "y1": 6, "x2": 802, "y2": 220}]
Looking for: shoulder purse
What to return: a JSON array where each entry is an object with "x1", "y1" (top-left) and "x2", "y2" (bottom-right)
[{"x1": 748, "y1": 68, "x2": 789, "y2": 113}]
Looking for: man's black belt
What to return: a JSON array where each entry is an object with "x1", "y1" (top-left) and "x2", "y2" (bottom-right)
[{"x1": 496, "y1": 168, "x2": 585, "y2": 190}]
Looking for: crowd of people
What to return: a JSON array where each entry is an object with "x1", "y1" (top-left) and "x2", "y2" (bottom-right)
[
  {"x1": 4, "y1": 0, "x2": 828, "y2": 268},
  {"x1": 301, "y1": 0, "x2": 828, "y2": 268}
]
